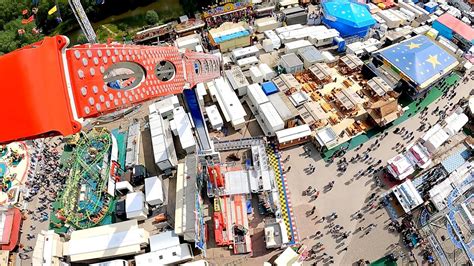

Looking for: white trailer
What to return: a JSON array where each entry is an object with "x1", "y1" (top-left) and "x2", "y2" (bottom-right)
[
  {"x1": 255, "y1": 17, "x2": 280, "y2": 32},
  {"x1": 126, "y1": 192, "x2": 149, "y2": 221},
  {"x1": 263, "y1": 30, "x2": 281, "y2": 50},
  {"x1": 259, "y1": 63, "x2": 276, "y2": 81},
  {"x1": 249, "y1": 66, "x2": 264, "y2": 84},
  {"x1": 284, "y1": 40, "x2": 312, "y2": 54},
  {"x1": 237, "y1": 56, "x2": 259, "y2": 70},
  {"x1": 149, "y1": 106, "x2": 178, "y2": 171},
  {"x1": 247, "y1": 83, "x2": 269, "y2": 107},
  {"x1": 259, "y1": 102, "x2": 284, "y2": 135},
  {"x1": 379, "y1": 10, "x2": 402, "y2": 29},
  {"x1": 172, "y1": 106, "x2": 196, "y2": 154},
  {"x1": 231, "y1": 45, "x2": 259, "y2": 62},
  {"x1": 144, "y1": 176, "x2": 164, "y2": 206},
  {"x1": 205, "y1": 105, "x2": 223, "y2": 130}
]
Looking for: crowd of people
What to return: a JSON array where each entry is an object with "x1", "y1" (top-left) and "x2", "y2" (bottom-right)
[
  {"x1": 287, "y1": 70, "x2": 474, "y2": 265},
  {"x1": 18, "y1": 137, "x2": 67, "y2": 261}
]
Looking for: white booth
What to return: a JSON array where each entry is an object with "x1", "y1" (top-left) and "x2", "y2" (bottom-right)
[
  {"x1": 144, "y1": 176, "x2": 164, "y2": 206},
  {"x1": 126, "y1": 192, "x2": 149, "y2": 221}
]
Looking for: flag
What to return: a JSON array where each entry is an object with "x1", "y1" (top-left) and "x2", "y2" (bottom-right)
[
  {"x1": 48, "y1": 6, "x2": 58, "y2": 16},
  {"x1": 21, "y1": 15, "x2": 35, "y2": 24}
]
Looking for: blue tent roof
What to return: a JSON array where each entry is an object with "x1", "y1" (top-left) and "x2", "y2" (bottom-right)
[
  {"x1": 379, "y1": 35, "x2": 458, "y2": 86},
  {"x1": 261, "y1": 81, "x2": 278, "y2": 95},
  {"x1": 441, "y1": 148, "x2": 469, "y2": 173},
  {"x1": 322, "y1": 0, "x2": 376, "y2": 28},
  {"x1": 214, "y1": 30, "x2": 250, "y2": 44}
]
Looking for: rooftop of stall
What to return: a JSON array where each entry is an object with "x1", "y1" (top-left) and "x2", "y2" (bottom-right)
[
  {"x1": 261, "y1": 81, "x2": 279, "y2": 95},
  {"x1": 377, "y1": 35, "x2": 458, "y2": 90},
  {"x1": 322, "y1": 0, "x2": 376, "y2": 37},
  {"x1": 433, "y1": 13, "x2": 474, "y2": 44}
]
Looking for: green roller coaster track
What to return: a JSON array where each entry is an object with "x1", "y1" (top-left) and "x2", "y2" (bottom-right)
[{"x1": 58, "y1": 128, "x2": 115, "y2": 229}]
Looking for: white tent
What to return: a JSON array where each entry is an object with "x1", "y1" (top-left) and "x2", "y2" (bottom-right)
[
  {"x1": 126, "y1": 192, "x2": 148, "y2": 220},
  {"x1": 444, "y1": 112, "x2": 468, "y2": 136},
  {"x1": 406, "y1": 143, "x2": 432, "y2": 169},
  {"x1": 421, "y1": 124, "x2": 449, "y2": 154},
  {"x1": 386, "y1": 154, "x2": 415, "y2": 180},
  {"x1": 274, "y1": 247, "x2": 302, "y2": 266},
  {"x1": 144, "y1": 176, "x2": 164, "y2": 206},
  {"x1": 392, "y1": 179, "x2": 423, "y2": 213}
]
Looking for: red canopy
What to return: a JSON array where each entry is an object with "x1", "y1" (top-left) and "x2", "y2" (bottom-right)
[{"x1": 1, "y1": 208, "x2": 22, "y2": 251}]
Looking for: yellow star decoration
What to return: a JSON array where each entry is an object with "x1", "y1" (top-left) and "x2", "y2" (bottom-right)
[
  {"x1": 406, "y1": 42, "x2": 421, "y2": 50},
  {"x1": 426, "y1": 54, "x2": 441, "y2": 69}
]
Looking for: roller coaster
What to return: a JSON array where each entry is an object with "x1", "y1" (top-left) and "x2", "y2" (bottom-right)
[{"x1": 55, "y1": 127, "x2": 114, "y2": 229}]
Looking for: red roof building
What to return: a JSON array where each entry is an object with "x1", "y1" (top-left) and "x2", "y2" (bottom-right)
[
  {"x1": 0, "y1": 208, "x2": 22, "y2": 251},
  {"x1": 435, "y1": 13, "x2": 474, "y2": 42}
]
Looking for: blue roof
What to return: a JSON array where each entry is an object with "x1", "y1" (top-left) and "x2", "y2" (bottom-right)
[
  {"x1": 322, "y1": 0, "x2": 376, "y2": 28},
  {"x1": 379, "y1": 35, "x2": 458, "y2": 86},
  {"x1": 441, "y1": 147, "x2": 469, "y2": 173},
  {"x1": 261, "y1": 81, "x2": 279, "y2": 95},
  {"x1": 214, "y1": 30, "x2": 250, "y2": 44}
]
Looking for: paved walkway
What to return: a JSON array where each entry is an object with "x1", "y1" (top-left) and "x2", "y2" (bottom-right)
[{"x1": 279, "y1": 71, "x2": 473, "y2": 265}]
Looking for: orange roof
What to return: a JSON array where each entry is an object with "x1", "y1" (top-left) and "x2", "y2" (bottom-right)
[{"x1": 436, "y1": 13, "x2": 474, "y2": 41}]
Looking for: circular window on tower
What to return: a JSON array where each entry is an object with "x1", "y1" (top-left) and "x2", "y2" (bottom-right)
[
  {"x1": 103, "y1": 62, "x2": 146, "y2": 90},
  {"x1": 155, "y1": 60, "x2": 176, "y2": 82}
]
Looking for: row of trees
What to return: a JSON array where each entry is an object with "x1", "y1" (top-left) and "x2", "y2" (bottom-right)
[
  {"x1": 0, "y1": 0, "x2": 218, "y2": 54},
  {"x1": 0, "y1": 1, "x2": 43, "y2": 54},
  {"x1": 0, "y1": 0, "x2": 162, "y2": 54}
]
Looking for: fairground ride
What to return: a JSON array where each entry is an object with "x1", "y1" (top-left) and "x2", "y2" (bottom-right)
[
  {"x1": 0, "y1": 35, "x2": 221, "y2": 144},
  {"x1": 55, "y1": 127, "x2": 114, "y2": 229}
]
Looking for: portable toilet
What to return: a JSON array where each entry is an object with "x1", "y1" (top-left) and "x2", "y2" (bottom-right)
[
  {"x1": 333, "y1": 36, "x2": 346, "y2": 53},
  {"x1": 424, "y1": 2, "x2": 438, "y2": 14}
]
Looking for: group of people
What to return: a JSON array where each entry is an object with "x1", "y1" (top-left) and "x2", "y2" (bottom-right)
[
  {"x1": 18, "y1": 137, "x2": 67, "y2": 260},
  {"x1": 305, "y1": 211, "x2": 351, "y2": 264}
]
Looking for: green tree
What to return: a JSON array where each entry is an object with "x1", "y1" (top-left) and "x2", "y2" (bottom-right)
[
  {"x1": 0, "y1": 0, "x2": 28, "y2": 27},
  {"x1": 145, "y1": 10, "x2": 159, "y2": 25},
  {"x1": 0, "y1": 30, "x2": 19, "y2": 55},
  {"x1": 0, "y1": 18, "x2": 43, "y2": 54}
]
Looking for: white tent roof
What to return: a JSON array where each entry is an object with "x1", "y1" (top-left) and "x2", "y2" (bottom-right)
[
  {"x1": 144, "y1": 176, "x2": 164, "y2": 205},
  {"x1": 444, "y1": 112, "x2": 468, "y2": 136},
  {"x1": 224, "y1": 170, "x2": 251, "y2": 195},
  {"x1": 126, "y1": 192, "x2": 145, "y2": 213},
  {"x1": 469, "y1": 96, "x2": 474, "y2": 115},
  {"x1": 387, "y1": 154, "x2": 415, "y2": 180},
  {"x1": 392, "y1": 179, "x2": 423, "y2": 213},
  {"x1": 407, "y1": 143, "x2": 432, "y2": 169},
  {"x1": 149, "y1": 231, "x2": 180, "y2": 252},
  {"x1": 421, "y1": 124, "x2": 449, "y2": 153},
  {"x1": 315, "y1": 127, "x2": 338, "y2": 147},
  {"x1": 274, "y1": 247, "x2": 301, "y2": 266}
]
